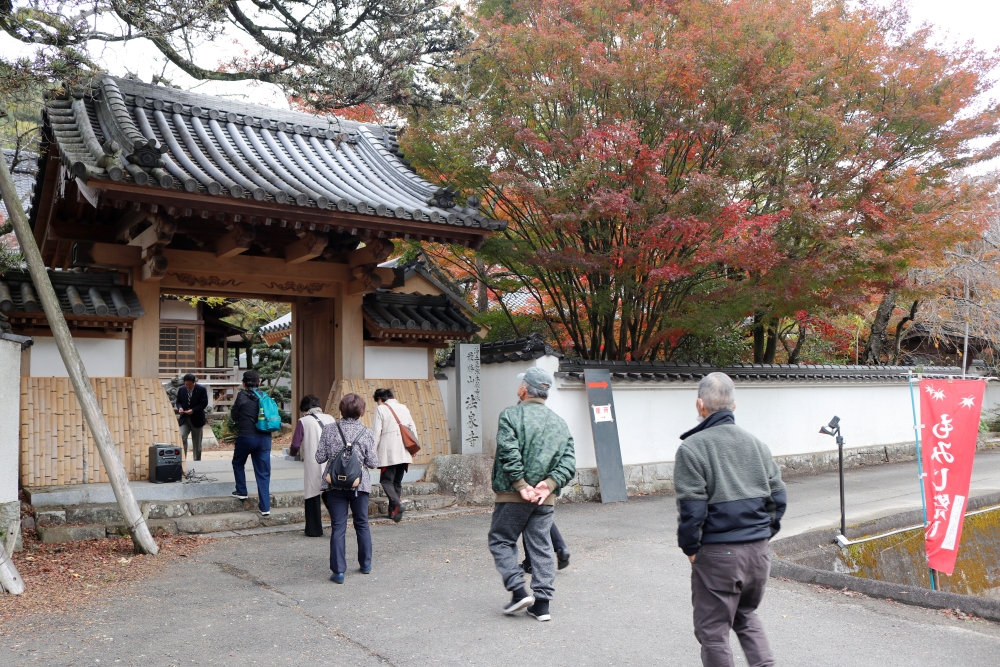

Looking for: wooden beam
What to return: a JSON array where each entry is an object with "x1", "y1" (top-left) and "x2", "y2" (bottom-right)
[
  {"x1": 115, "y1": 207, "x2": 149, "y2": 242},
  {"x1": 347, "y1": 238, "x2": 395, "y2": 267},
  {"x1": 216, "y1": 223, "x2": 256, "y2": 259},
  {"x1": 162, "y1": 249, "x2": 352, "y2": 282},
  {"x1": 89, "y1": 180, "x2": 493, "y2": 244},
  {"x1": 71, "y1": 241, "x2": 142, "y2": 268},
  {"x1": 284, "y1": 231, "x2": 328, "y2": 264}
]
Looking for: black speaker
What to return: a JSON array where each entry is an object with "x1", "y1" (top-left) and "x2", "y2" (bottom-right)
[{"x1": 149, "y1": 443, "x2": 183, "y2": 483}]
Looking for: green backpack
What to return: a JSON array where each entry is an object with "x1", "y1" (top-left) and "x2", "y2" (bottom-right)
[{"x1": 252, "y1": 389, "x2": 283, "y2": 433}]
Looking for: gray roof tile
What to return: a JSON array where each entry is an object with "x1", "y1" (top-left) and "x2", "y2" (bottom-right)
[{"x1": 45, "y1": 77, "x2": 505, "y2": 234}]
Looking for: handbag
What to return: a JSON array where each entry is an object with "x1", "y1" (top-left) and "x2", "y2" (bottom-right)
[{"x1": 385, "y1": 404, "x2": 421, "y2": 456}]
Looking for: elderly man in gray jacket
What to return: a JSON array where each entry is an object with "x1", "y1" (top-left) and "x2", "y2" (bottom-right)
[{"x1": 674, "y1": 372, "x2": 787, "y2": 667}]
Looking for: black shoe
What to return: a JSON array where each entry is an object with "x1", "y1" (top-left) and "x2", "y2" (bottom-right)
[
  {"x1": 526, "y1": 599, "x2": 551, "y2": 622},
  {"x1": 503, "y1": 587, "x2": 535, "y2": 615},
  {"x1": 231, "y1": 491, "x2": 248, "y2": 500},
  {"x1": 556, "y1": 548, "x2": 570, "y2": 570},
  {"x1": 521, "y1": 559, "x2": 532, "y2": 575},
  {"x1": 393, "y1": 506, "x2": 404, "y2": 523}
]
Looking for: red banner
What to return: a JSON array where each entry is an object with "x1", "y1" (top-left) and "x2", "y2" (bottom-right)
[{"x1": 918, "y1": 378, "x2": 985, "y2": 575}]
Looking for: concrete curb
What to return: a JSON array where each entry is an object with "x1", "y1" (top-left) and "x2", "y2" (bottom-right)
[{"x1": 770, "y1": 557, "x2": 1000, "y2": 622}]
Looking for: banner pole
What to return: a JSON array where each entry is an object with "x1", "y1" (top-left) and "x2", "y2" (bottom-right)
[{"x1": 908, "y1": 374, "x2": 937, "y2": 591}]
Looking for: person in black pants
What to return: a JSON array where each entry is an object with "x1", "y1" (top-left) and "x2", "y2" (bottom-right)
[
  {"x1": 229, "y1": 371, "x2": 272, "y2": 516},
  {"x1": 521, "y1": 523, "x2": 570, "y2": 574},
  {"x1": 176, "y1": 373, "x2": 209, "y2": 462}
]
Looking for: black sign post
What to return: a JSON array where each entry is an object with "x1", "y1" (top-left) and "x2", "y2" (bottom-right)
[{"x1": 583, "y1": 368, "x2": 627, "y2": 503}]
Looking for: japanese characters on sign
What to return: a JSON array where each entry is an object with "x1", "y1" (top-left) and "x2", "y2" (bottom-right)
[{"x1": 918, "y1": 379, "x2": 985, "y2": 575}]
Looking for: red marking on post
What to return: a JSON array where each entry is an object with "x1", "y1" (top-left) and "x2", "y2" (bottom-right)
[{"x1": 588, "y1": 381, "x2": 608, "y2": 389}]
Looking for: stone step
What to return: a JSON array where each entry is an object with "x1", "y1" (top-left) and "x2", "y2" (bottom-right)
[
  {"x1": 35, "y1": 484, "x2": 443, "y2": 526},
  {"x1": 370, "y1": 494, "x2": 456, "y2": 516},
  {"x1": 369, "y1": 481, "x2": 441, "y2": 499}
]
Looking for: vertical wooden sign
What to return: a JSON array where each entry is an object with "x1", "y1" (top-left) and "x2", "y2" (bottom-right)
[{"x1": 584, "y1": 368, "x2": 627, "y2": 503}]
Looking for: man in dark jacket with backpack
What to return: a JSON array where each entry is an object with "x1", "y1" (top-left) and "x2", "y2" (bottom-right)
[
  {"x1": 230, "y1": 371, "x2": 273, "y2": 516},
  {"x1": 675, "y1": 372, "x2": 786, "y2": 667}
]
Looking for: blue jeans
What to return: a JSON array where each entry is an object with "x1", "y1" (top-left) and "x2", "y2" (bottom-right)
[
  {"x1": 233, "y1": 433, "x2": 272, "y2": 512},
  {"x1": 322, "y1": 490, "x2": 371, "y2": 574}
]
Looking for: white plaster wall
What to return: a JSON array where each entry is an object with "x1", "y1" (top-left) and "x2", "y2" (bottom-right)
[
  {"x1": 30, "y1": 336, "x2": 127, "y2": 377},
  {"x1": 0, "y1": 339, "x2": 21, "y2": 504},
  {"x1": 364, "y1": 346, "x2": 429, "y2": 380},
  {"x1": 467, "y1": 354, "x2": 936, "y2": 469},
  {"x1": 160, "y1": 299, "x2": 199, "y2": 320}
]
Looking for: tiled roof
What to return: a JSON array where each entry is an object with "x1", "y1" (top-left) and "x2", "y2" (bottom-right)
[
  {"x1": 1, "y1": 149, "x2": 37, "y2": 221},
  {"x1": 438, "y1": 333, "x2": 560, "y2": 367},
  {"x1": 0, "y1": 270, "x2": 145, "y2": 320},
  {"x1": 363, "y1": 292, "x2": 478, "y2": 341},
  {"x1": 260, "y1": 312, "x2": 291, "y2": 346},
  {"x1": 45, "y1": 77, "x2": 503, "y2": 235},
  {"x1": 556, "y1": 359, "x2": 965, "y2": 383},
  {"x1": 379, "y1": 254, "x2": 476, "y2": 315}
]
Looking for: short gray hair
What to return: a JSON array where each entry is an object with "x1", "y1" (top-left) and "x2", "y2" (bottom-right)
[
  {"x1": 698, "y1": 372, "x2": 735, "y2": 413},
  {"x1": 523, "y1": 382, "x2": 549, "y2": 400}
]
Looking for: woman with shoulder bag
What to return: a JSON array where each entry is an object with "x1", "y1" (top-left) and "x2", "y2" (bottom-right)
[
  {"x1": 372, "y1": 388, "x2": 420, "y2": 523},
  {"x1": 316, "y1": 393, "x2": 378, "y2": 584},
  {"x1": 289, "y1": 394, "x2": 336, "y2": 537}
]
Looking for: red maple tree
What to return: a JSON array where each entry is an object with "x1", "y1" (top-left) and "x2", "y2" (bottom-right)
[{"x1": 405, "y1": 0, "x2": 1000, "y2": 361}]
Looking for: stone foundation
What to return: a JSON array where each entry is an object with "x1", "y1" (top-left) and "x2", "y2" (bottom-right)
[{"x1": 433, "y1": 439, "x2": 983, "y2": 504}]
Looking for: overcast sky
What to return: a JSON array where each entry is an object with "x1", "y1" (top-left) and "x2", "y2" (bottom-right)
[{"x1": 3, "y1": 1, "x2": 998, "y2": 111}]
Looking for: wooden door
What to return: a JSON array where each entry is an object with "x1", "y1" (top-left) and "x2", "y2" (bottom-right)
[{"x1": 292, "y1": 299, "x2": 337, "y2": 420}]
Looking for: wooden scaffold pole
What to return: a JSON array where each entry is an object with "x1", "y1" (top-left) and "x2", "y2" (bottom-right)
[{"x1": 0, "y1": 152, "x2": 158, "y2": 556}]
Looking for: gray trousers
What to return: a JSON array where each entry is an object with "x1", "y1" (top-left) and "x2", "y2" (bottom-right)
[
  {"x1": 488, "y1": 502, "x2": 555, "y2": 600},
  {"x1": 691, "y1": 539, "x2": 774, "y2": 667},
  {"x1": 179, "y1": 421, "x2": 203, "y2": 461}
]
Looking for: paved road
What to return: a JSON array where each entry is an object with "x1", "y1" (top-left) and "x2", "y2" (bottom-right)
[
  {"x1": 4, "y1": 486, "x2": 1000, "y2": 666},
  {"x1": 782, "y1": 448, "x2": 1000, "y2": 536}
]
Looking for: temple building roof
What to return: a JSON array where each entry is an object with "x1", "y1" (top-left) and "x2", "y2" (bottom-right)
[
  {"x1": 0, "y1": 269, "x2": 145, "y2": 330},
  {"x1": 41, "y1": 77, "x2": 500, "y2": 234},
  {"x1": 362, "y1": 292, "x2": 478, "y2": 343}
]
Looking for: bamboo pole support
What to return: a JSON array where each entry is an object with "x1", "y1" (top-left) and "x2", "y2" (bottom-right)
[
  {"x1": 0, "y1": 520, "x2": 25, "y2": 594},
  {"x1": 0, "y1": 152, "x2": 158, "y2": 555}
]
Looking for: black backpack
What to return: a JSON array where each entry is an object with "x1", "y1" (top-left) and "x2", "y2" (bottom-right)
[{"x1": 324, "y1": 422, "x2": 363, "y2": 491}]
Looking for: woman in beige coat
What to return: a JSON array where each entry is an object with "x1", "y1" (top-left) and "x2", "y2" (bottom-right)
[
  {"x1": 372, "y1": 388, "x2": 417, "y2": 522},
  {"x1": 289, "y1": 394, "x2": 336, "y2": 536}
]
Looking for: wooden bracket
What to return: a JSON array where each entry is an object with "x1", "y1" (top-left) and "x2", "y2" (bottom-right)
[
  {"x1": 128, "y1": 214, "x2": 176, "y2": 250},
  {"x1": 216, "y1": 223, "x2": 257, "y2": 259},
  {"x1": 285, "y1": 231, "x2": 329, "y2": 264},
  {"x1": 346, "y1": 271, "x2": 382, "y2": 295},
  {"x1": 140, "y1": 252, "x2": 168, "y2": 282},
  {"x1": 347, "y1": 237, "x2": 394, "y2": 267},
  {"x1": 114, "y1": 207, "x2": 149, "y2": 242}
]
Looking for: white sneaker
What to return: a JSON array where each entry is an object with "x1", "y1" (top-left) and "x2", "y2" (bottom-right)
[{"x1": 260, "y1": 510, "x2": 270, "y2": 517}]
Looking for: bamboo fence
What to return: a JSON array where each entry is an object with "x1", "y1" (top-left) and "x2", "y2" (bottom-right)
[
  {"x1": 326, "y1": 379, "x2": 451, "y2": 464},
  {"x1": 20, "y1": 377, "x2": 182, "y2": 486}
]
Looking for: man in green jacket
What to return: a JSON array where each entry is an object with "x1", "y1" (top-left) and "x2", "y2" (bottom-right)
[{"x1": 488, "y1": 366, "x2": 576, "y2": 622}]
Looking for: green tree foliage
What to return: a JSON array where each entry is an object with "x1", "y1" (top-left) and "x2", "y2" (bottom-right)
[
  {"x1": 0, "y1": 0, "x2": 469, "y2": 111},
  {"x1": 223, "y1": 299, "x2": 291, "y2": 417},
  {"x1": 405, "y1": 0, "x2": 1000, "y2": 362}
]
